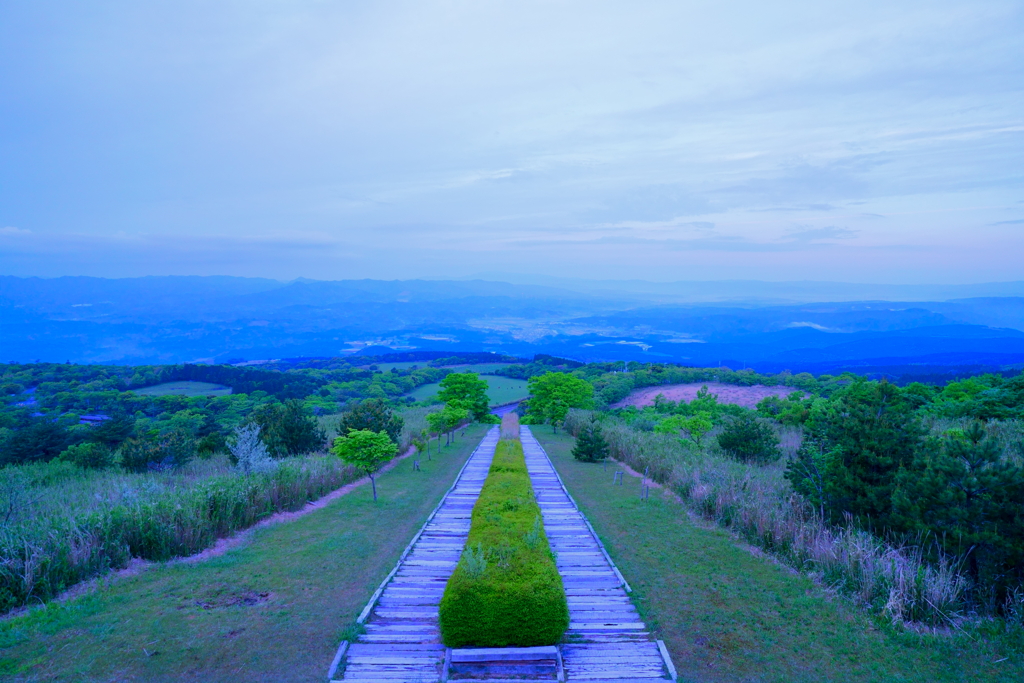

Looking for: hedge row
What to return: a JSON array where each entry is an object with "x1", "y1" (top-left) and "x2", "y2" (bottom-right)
[{"x1": 438, "y1": 438, "x2": 569, "y2": 647}]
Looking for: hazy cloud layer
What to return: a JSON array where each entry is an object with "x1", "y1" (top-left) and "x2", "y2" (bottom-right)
[{"x1": 1, "y1": 0, "x2": 1022, "y2": 283}]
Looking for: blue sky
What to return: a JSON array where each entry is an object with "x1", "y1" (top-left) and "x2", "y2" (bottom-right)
[{"x1": 1, "y1": 0, "x2": 1022, "y2": 283}]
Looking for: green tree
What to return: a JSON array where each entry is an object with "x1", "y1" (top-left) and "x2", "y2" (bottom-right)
[
  {"x1": 426, "y1": 410, "x2": 448, "y2": 454},
  {"x1": 893, "y1": 422, "x2": 1024, "y2": 589},
  {"x1": 785, "y1": 437, "x2": 844, "y2": 519},
  {"x1": 655, "y1": 412, "x2": 713, "y2": 445},
  {"x1": 337, "y1": 398, "x2": 404, "y2": 444},
  {"x1": 806, "y1": 380, "x2": 923, "y2": 529},
  {"x1": 572, "y1": 417, "x2": 610, "y2": 462},
  {"x1": 717, "y1": 413, "x2": 780, "y2": 464},
  {"x1": 332, "y1": 429, "x2": 398, "y2": 501},
  {"x1": 251, "y1": 400, "x2": 327, "y2": 456},
  {"x1": 437, "y1": 373, "x2": 490, "y2": 421},
  {"x1": 526, "y1": 372, "x2": 594, "y2": 433}
]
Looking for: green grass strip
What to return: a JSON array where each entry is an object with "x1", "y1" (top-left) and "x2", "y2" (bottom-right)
[{"x1": 439, "y1": 438, "x2": 569, "y2": 647}]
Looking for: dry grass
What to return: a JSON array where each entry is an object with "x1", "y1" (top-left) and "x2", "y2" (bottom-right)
[
  {"x1": 564, "y1": 409, "x2": 995, "y2": 628},
  {"x1": 500, "y1": 412, "x2": 520, "y2": 440}
]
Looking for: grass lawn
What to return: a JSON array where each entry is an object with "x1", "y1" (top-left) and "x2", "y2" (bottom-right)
[
  {"x1": 408, "y1": 375, "x2": 529, "y2": 406},
  {"x1": 0, "y1": 425, "x2": 488, "y2": 683},
  {"x1": 132, "y1": 381, "x2": 232, "y2": 397},
  {"x1": 439, "y1": 363, "x2": 512, "y2": 374},
  {"x1": 371, "y1": 361, "x2": 423, "y2": 372},
  {"x1": 533, "y1": 429, "x2": 1022, "y2": 683}
]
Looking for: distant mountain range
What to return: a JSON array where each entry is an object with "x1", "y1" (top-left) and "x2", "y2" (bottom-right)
[{"x1": 3, "y1": 275, "x2": 1024, "y2": 380}]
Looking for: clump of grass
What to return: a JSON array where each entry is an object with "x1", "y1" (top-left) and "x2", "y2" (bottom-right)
[
  {"x1": 500, "y1": 411, "x2": 520, "y2": 440},
  {"x1": 0, "y1": 455, "x2": 359, "y2": 613},
  {"x1": 564, "y1": 409, "x2": 981, "y2": 627}
]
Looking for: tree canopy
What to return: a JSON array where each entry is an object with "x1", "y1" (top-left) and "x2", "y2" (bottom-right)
[
  {"x1": 526, "y1": 372, "x2": 593, "y2": 432},
  {"x1": 437, "y1": 372, "x2": 490, "y2": 421},
  {"x1": 331, "y1": 429, "x2": 398, "y2": 501}
]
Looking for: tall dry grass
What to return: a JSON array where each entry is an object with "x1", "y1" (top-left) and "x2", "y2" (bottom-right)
[
  {"x1": 0, "y1": 404, "x2": 443, "y2": 614},
  {"x1": 501, "y1": 412, "x2": 520, "y2": 440},
  {"x1": 0, "y1": 454, "x2": 359, "y2": 614},
  {"x1": 564, "y1": 409, "x2": 985, "y2": 626}
]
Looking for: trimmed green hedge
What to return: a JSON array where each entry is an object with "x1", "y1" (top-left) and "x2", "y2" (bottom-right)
[{"x1": 439, "y1": 439, "x2": 569, "y2": 647}]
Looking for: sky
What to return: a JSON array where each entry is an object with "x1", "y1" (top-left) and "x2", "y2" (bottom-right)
[{"x1": 1, "y1": 0, "x2": 1022, "y2": 284}]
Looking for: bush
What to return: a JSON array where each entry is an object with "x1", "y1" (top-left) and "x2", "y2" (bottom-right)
[
  {"x1": 229, "y1": 424, "x2": 276, "y2": 475},
  {"x1": 119, "y1": 430, "x2": 196, "y2": 472},
  {"x1": 57, "y1": 442, "x2": 114, "y2": 469},
  {"x1": 439, "y1": 439, "x2": 568, "y2": 647},
  {"x1": 717, "y1": 414, "x2": 781, "y2": 464}
]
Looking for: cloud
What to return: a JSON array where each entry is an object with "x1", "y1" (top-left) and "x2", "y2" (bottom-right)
[
  {"x1": 0, "y1": 226, "x2": 31, "y2": 236},
  {"x1": 990, "y1": 219, "x2": 1024, "y2": 226},
  {"x1": 784, "y1": 226, "x2": 859, "y2": 242}
]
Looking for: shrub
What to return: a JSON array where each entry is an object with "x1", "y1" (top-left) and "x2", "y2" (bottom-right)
[
  {"x1": 717, "y1": 414, "x2": 781, "y2": 464},
  {"x1": 229, "y1": 424, "x2": 276, "y2": 475},
  {"x1": 119, "y1": 430, "x2": 196, "y2": 472},
  {"x1": 57, "y1": 442, "x2": 114, "y2": 469},
  {"x1": 439, "y1": 439, "x2": 568, "y2": 647}
]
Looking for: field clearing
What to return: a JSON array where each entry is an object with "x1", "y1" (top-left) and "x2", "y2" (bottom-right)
[
  {"x1": 407, "y1": 374, "x2": 529, "y2": 406},
  {"x1": 370, "y1": 361, "x2": 423, "y2": 372},
  {"x1": 534, "y1": 430, "x2": 1022, "y2": 683},
  {"x1": 615, "y1": 382, "x2": 801, "y2": 409},
  {"x1": 132, "y1": 381, "x2": 232, "y2": 397},
  {"x1": 0, "y1": 425, "x2": 489, "y2": 682},
  {"x1": 438, "y1": 362, "x2": 512, "y2": 373}
]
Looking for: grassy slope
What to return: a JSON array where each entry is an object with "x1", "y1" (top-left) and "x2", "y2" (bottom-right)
[
  {"x1": 407, "y1": 375, "x2": 529, "y2": 406},
  {"x1": 132, "y1": 381, "x2": 232, "y2": 397},
  {"x1": 534, "y1": 430, "x2": 1021, "y2": 683},
  {"x1": 0, "y1": 425, "x2": 488, "y2": 683}
]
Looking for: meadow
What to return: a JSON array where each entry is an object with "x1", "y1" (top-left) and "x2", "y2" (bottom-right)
[
  {"x1": 0, "y1": 406, "x2": 436, "y2": 615},
  {"x1": 407, "y1": 375, "x2": 529, "y2": 406},
  {"x1": 0, "y1": 425, "x2": 488, "y2": 682},
  {"x1": 562, "y1": 408, "x2": 1024, "y2": 632},
  {"x1": 131, "y1": 381, "x2": 233, "y2": 397},
  {"x1": 536, "y1": 429, "x2": 1023, "y2": 682}
]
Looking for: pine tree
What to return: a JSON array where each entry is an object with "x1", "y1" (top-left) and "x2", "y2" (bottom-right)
[
  {"x1": 893, "y1": 422, "x2": 1024, "y2": 589},
  {"x1": 572, "y1": 417, "x2": 610, "y2": 462}
]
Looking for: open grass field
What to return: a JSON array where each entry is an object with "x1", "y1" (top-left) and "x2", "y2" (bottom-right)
[
  {"x1": 407, "y1": 375, "x2": 529, "y2": 406},
  {"x1": 132, "y1": 381, "x2": 232, "y2": 397},
  {"x1": 438, "y1": 363, "x2": 512, "y2": 374},
  {"x1": 533, "y1": 429, "x2": 1023, "y2": 683},
  {"x1": 614, "y1": 382, "x2": 801, "y2": 409},
  {"x1": 0, "y1": 425, "x2": 488, "y2": 683},
  {"x1": 370, "y1": 361, "x2": 423, "y2": 372}
]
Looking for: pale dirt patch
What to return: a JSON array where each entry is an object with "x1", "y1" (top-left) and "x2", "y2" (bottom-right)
[{"x1": 614, "y1": 382, "x2": 802, "y2": 409}]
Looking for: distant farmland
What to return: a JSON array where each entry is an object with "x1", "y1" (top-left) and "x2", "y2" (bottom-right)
[
  {"x1": 408, "y1": 375, "x2": 528, "y2": 406},
  {"x1": 133, "y1": 381, "x2": 233, "y2": 397}
]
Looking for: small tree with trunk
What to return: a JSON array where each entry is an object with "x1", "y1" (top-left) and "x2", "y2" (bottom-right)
[
  {"x1": 332, "y1": 429, "x2": 398, "y2": 501},
  {"x1": 572, "y1": 417, "x2": 610, "y2": 462}
]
